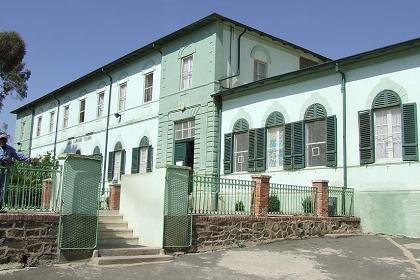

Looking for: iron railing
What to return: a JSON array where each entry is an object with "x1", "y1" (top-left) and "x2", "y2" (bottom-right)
[
  {"x1": 1, "y1": 162, "x2": 61, "y2": 211},
  {"x1": 189, "y1": 175, "x2": 256, "y2": 215},
  {"x1": 327, "y1": 187, "x2": 354, "y2": 216},
  {"x1": 98, "y1": 186, "x2": 110, "y2": 210},
  {"x1": 268, "y1": 183, "x2": 317, "y2": 216}
]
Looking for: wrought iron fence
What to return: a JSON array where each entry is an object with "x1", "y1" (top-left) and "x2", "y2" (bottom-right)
[
  {"x1": 1, "y1": 162, "x2": 61, "y2": 211},
  {"x1": 189, "y1": 175, "x2": 256, "y2": 215},
  {"x1": 327, "y1": 187, "x2": 354, "y2": 216},
  {"x1": 268, "y1": 183, "x2": 317, "y2": 216},
  {"x1": 98, "y1": 186, "x2": 110, "y2": 210}
]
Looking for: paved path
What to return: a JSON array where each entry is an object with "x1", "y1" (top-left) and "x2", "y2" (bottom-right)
[{"x1": 1, "y1": 235, "x2": 419, "y2": 280}]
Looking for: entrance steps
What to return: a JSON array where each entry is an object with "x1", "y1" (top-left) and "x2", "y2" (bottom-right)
[{"x1": 92, "y1": 211, "x2": 173, "y2": 265}]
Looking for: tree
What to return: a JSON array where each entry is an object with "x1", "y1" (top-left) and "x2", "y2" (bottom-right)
[{"x1": 0, "y1": 31, "x2": 31, "y2": 110}]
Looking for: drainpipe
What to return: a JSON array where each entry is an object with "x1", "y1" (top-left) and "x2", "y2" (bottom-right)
[
  {"x1": 101, "y1": 68, "x2": 113, "y2": 193},
  {"x1": 218, "y1": 27, "x2": 246, "y2": 87},
  {"x1": 216, "y1": 96, "x2": 222, "y2": 177},
  {"x1": 335, "y1": 63, "x2": 348, "y2": 215},
  {"x1": 26, "y1": 105, "x2": 35, "y2": 158},
  {"x1": 51, "y1": 96, "x2": 61, "y2": 160}
]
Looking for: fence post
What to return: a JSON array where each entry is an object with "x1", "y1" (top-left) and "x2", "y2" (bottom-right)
[
  {"x1": 109, "y1": 182, "x2": 121, "y2": 210},
  {"x1": 251, "y1": 175, "x2": 271, "y2": 217},
  {"x1": 41, "y1": 178, "x2": 52, "y2": 209},
  {"x1": 312, "y1": 180, "x2": 329, "y2": 217}
]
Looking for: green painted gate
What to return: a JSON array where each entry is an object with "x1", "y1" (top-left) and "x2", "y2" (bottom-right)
[
  {"x1": 58, "y1": 155, "x2": 102, "y2": 250},
  {"x1": 163, "y1": 166, "x2": 192, "y2": 248}
]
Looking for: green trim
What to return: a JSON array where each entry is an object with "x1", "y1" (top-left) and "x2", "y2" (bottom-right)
[
  {"x1": 233, "y1": 118, "x2": 249, "y2": 133},
  {"x1": 248, "y1": 128, "x2": 266, "y2": 172},
  {"x1": 223, "y1": 133, "x2": 233, "y2": 174},
  {"x1": 140, "y1": 136, "x2": 149, "y2": 147},
  {"x1": 402, "y1": 103, "x2": 418, "y2": 161},
  {"x1": 326, "y1": 115, "x2": 337, "y2": 167},
  {"x1": 304, "y1": 103, "x2": 327, "y2": 121},
  {"x1": 265, "y1": 111, "x2": 285, "y2": 127},
  {"x1": 372, "y1": 90, "x2": 401, "y2": 109},
  {"x1": 358, "y1": 110, "x2": 375, "y2": 165},
  {"x1": 131, "y1": 147, "x2": 140, "y2": 174}
]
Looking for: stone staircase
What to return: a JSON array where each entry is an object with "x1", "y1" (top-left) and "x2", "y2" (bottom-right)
[{"x1": 91, "y1": 211, "x2": 173, "y2": 265}]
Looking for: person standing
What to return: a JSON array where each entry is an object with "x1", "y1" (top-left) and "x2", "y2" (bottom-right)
[{"x1": 0, "y1": 132, "x2": 31, "y2": 212}]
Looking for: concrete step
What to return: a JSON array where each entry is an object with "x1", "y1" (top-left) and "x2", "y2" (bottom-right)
[
  {"x1": 99, "y1": 215, "x2": 124, "y2": 223},
  {"x1": 91, "y1": 254, "x2": 174, "y2": 265},
  {"x1": 99, "y1": 222, "x2": 128, "y2": 229},
  {"x1": 99, "y1": 230, "x2": 135, "y2": 239},
  {"x1": 98, "y1": 237, "x2": 139, "y2": 246},
  {"x1": 98, "y1": 247, "x2": 163, "y2": 257}
]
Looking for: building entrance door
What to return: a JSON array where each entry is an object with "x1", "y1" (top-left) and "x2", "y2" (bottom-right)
[{"x1": 174, "y1": 139, "x2": 194, "y2": 169}]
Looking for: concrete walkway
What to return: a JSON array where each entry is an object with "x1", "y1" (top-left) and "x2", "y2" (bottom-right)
[{"x1": 1, "y1": 235, "x2": 419, "y2": 280}]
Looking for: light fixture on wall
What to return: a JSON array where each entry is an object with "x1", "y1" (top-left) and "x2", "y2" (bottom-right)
[{"x1": 114, "y1": 113, "x2": 122, "y2": 122}]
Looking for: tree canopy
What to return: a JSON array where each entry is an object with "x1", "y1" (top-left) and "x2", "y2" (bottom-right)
[{"x1": 0, "y1": 31, "x2": 31, "y2": 110}]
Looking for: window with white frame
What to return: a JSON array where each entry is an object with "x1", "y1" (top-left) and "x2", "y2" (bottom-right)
[
  {"x1": 97, "y1": 92, "x2": 104, "y2": 117},
  {"x1": 79, "y1": 99, "x2": 86, "y2": 123},
  {"x1": 20, "y1": 121, "x2": 26, "y2": 140},
  {"x1": 49, "y1": 111, "x2": 55, "y2": 133},
  {"x1": 233, "y1": 132, "x2": 249, "y2": 172},
  {"x1": 63, "y1": 105, "x2": 69, "y2": 128},
  {"x1": 36, "y1": 116, "x2": 42, "y2": 137},
  {"x1": 181, "y1": 55, "x2": 193, "y2": 90},
  {"x1": 305, "y1": 120, "x2": 327, "y2": 167},
  {"x1": 374, "y1": 107, "x2": 402, "y2": 161},
  {"x1": 266, "y1": 126, "x2": 284, "y2": 169},
  {"x1": 253, "y1": 60, "x2": 267, "y2": 81},
  {"x1": 113, "y1": 150, "x2": 122, "y2": 182},
  {"x1": 118, "y1": 83, "x2": 127, "y2": 111},
  {"x1": 139, "y1": 147, "x2": 148, "y2": 173},
  {"x1": 175, "y1": 119, "x2": 195, "y2": 140},
  {"x1": 144, "y1": 72, "x2": 153, "y2": 103}
]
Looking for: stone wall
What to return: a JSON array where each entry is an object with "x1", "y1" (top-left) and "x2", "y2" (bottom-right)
[
  {"x1": 0, "y1": 213, "x2": 59, "y2": 269},
  {"x1": 191, "y1": 215, "x2": 361, "y2": 252}
]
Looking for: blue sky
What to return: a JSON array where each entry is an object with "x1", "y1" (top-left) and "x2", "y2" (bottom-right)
[{"x1": 1, "y1": 0, "x2": 420, "y2": 141}]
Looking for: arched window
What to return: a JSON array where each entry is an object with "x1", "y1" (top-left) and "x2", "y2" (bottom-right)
[
  {"x1": 359, "y1": 90, "x2": 418, "y2": 163},
  {"x1": 224, "y1": 119, "x2": 249, "y2": 174},
  {"x1": 265, "y1": 112, "x2": 285, "y2": 170},
  {"x1": 251, "y1": 46, "x2": 270, "y2": 81},
  {"x1": 108, "y1": 142, "x2": 125, "y2": 182},
  {"x1": 131, "y1": 136, "x2": 153, "y2": 174},
  {"x1": 304, "y1": 103, "x2": 328, "y2": 167},
  {"x1": 93, "y1": 146, "x2": 101, "y2": 156}
]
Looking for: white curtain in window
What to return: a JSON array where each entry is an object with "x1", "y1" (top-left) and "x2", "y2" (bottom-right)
[
  {"x1": 139, "y1": 147, "x2": 148, "y2": 173},
  {"x1": 375, "y1": 107, "x2": 401, "y2": 160},
  {"x1": 113, "y1": 151, "x2": 122, "y2": 181},
  {"x1": 267, "y1": 127, "x2": 284, "y2": 169}
]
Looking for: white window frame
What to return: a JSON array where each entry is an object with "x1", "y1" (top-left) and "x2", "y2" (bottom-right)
[
  {"x1": 63, "y1": 105, "x2": 69, "y2": 128},
  {"x1": 139, "y1": 147, "x2": 148, "y2": 173},
  {"x1": 266, "y1": 126, "x2": 285, "y2": 170},
  {"x1": 181, "y1": 55, "x2": 193, "y2": 90},
  {"x1": 79, "y1": 99, "x2": 86, "y2": 123},
  {"x1": 144, "y1": 72, "x2": 153, "y2": 103},
  {"x1": 175, "y1": 119, "x2": 195, "y2": 140},
  {"x1": 305, "y1": 120, "x2": 327, "y2": 167},
  {"x1": 118, "y1": 82, "x2": 127, "y2": 111},
  {"x1": 113, "y1": 150, "x2": 122, "y2": 182},
  {"x1": 233, "y1": 132, "x2": 249, "y2": 173},
  {"x1": 49, "y1": 111, "x2": 55, "y2": 133},
  {"x1": 97, "y1": 91, "x2": 105, "y2": 117},
  {"x1": 254, "y1": 59, "x2": 267, "y2": 81},
  {"x1": 36, "y1": 116, "x2": 42, "y2": 137},
  {"x1": 374, "y1": 107, "x2": 402, "y2": 162}
]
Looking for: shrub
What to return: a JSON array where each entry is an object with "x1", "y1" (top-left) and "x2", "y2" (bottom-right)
[
  {"x1": 235, "y1": 201, "x2": 244, "y2": 212},
  {"x1": 302, "y1": 196, "x2": 313, "y2": 214},
  {"x1": 268, "y1": 195, "x2": 280, "y2": 213}
]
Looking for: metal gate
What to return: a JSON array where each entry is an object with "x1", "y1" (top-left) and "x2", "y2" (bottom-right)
[
  {"x1": 163, "y1": 166, "x2": 192, "y2": 248},
  {"x1": 58, "y1": 155, "x2": 102, "y2": 250}
]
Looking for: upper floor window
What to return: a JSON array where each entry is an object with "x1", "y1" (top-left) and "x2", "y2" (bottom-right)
[
  {"x1": 175, "y1": 119, "x2": 195, "y2": 140},
  {"x1": 181, "y1": 55, "x2": 193, "y2": 90},
  {"x1": 49, "y1": 111, "x2": 55, "y2": 133},
  {"x1": 254, "y1": 60, "x2": 267, "y2": 81},
  {"x1": 144, "y1": 72, "x2": 153, "y2": 103},
  {"x1": 36, "y1": 116, "x2": 42, "y2": 137},
  {"x1": 359, "y1": 90, "x2": 418, "y2": 164},
  {"x1": 63, "y1": 105, "x2": 69, "y2": 128},
  {"x1": 97, "y1": 92, "x2": 104, "y2": 117},
  {"x1": 79, "y1": 99, "x2": 86, "y2": 123},
  {"x1": 20, "y1": 121, "x2": 26, "y2": 140},
  {"x1": 118, "y1": 83, "x2": 127, "y2": 111}
]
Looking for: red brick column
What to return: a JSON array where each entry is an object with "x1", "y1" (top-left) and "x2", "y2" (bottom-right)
[
  {"x1": 109, "y1": 183, "x2": 121, "y2": 210},
  {"x1": 41, "y1": 178, "x2": 52, "y2": 209},
  {"x1": 251, "y1": 175, "x2": 271, "y2": 217},
  {"x1": 312, "y1": 180, "x2": 329, "y2": 217}
]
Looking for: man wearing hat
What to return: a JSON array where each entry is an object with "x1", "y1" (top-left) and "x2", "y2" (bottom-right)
[{"x1": 0, "y1": 132, "x2": 31, "y2": 212}]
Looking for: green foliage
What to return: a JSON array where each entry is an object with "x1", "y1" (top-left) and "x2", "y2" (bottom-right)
[
  {"x1": 302, "y1": 196, "x2": 313, "y2": 214},
  {"x1": 235, "y1": 201, "x2": 244, "y2": 212},
  {"x1": 0, "y1": 31, "x2": 31, "y2": 110},
  {"x1": 268, "y1": 195, "x2": 280, "y2": 213}
]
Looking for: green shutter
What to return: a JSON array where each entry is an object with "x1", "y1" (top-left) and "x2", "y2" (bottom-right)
[
  {"x1": 131, "y1": 147, "x2": 140, "y2": 174},
  {"x1": 224, "y1": 133, "x2": 233, "y2": 174},
  {"x1": 358, "y1": 110, "x2": 374, "y2": 164},
  {"x1": 174, "y1": 141, "x2": 187, "y2": 165},
  {"x1": 248, "y1": 128, "x2": 266, "y2": 172},
  {"x1": 284, "y1": 123, "x2": 293, "y2": 170},
  {"x1": 293, "y1": 121, "x2": 305, "y2": 169},
  {"x1": 402, "y1": 103, "x2": 418, "y2": 161},
  {"x1": 120, "y1": 149, "x2": 126, "y2": 175},
  {"x1": 107, "y1": 152, "x2": 114, "y2": 181},
  {"x1": 372, "y1": 90, "x2": 401, "y2": 109},
  {"x1": 248, "y1": 129, "x2": 256, "y2": 172},
  {"x1": 147, "y1": 145, "x2": 153, "y2": 172},
  {"x1": 326, "y1": 115, "x2": 337, "y2": 167}
]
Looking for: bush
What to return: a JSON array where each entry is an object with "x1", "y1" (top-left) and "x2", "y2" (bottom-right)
[
  {"x1": 235, "y1": 201, "x2": 244, "y2": 212},
  {"x1": 268, "y1": 195, "x2": 280, "y2": 213},
  {"x1": 302, "y1": 196, "x2": 313, "y2": 214}
]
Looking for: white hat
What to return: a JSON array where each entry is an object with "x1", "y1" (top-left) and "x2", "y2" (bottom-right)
[{"x1": 0, "y1": 132, "x2": 8, "y2": 139}]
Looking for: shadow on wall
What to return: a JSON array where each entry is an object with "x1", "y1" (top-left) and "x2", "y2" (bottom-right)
[{"x1": 63, "y1": 141, "x2": 81, "y2": 154}]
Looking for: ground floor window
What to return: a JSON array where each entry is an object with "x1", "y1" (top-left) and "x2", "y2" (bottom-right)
[
  {"x1": 113, "y1": 150, "x2": 122, "y2": 181},
  {"x1": 305, "y1": 120, "x2": 326, "y2": 167},
  {"x1": 267, "y1": 126, "x2": 284, "y2": 169},
  {"x1": 139, "y1": 147, "x2": 148, "y2": 173},
  {"x1": 233, "y1": 132, "x2": 249, "y2": 172},
  {"x1": 374, "y1": 107, "x2": 402, "y2": 161}
]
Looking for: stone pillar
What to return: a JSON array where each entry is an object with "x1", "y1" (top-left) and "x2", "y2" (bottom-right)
[
  {"x1": 41, "y1": 178, "x2": 52, "y2": 209},
  {"x1": 109, "y1": 183, "x2": 121, "y2": 210},
  {"x1": 251, "y1": 175, "x2": 271, "y2": 217},
  {"x1": 312, "y1": 180, "x2": 329, "y2": 217}
]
